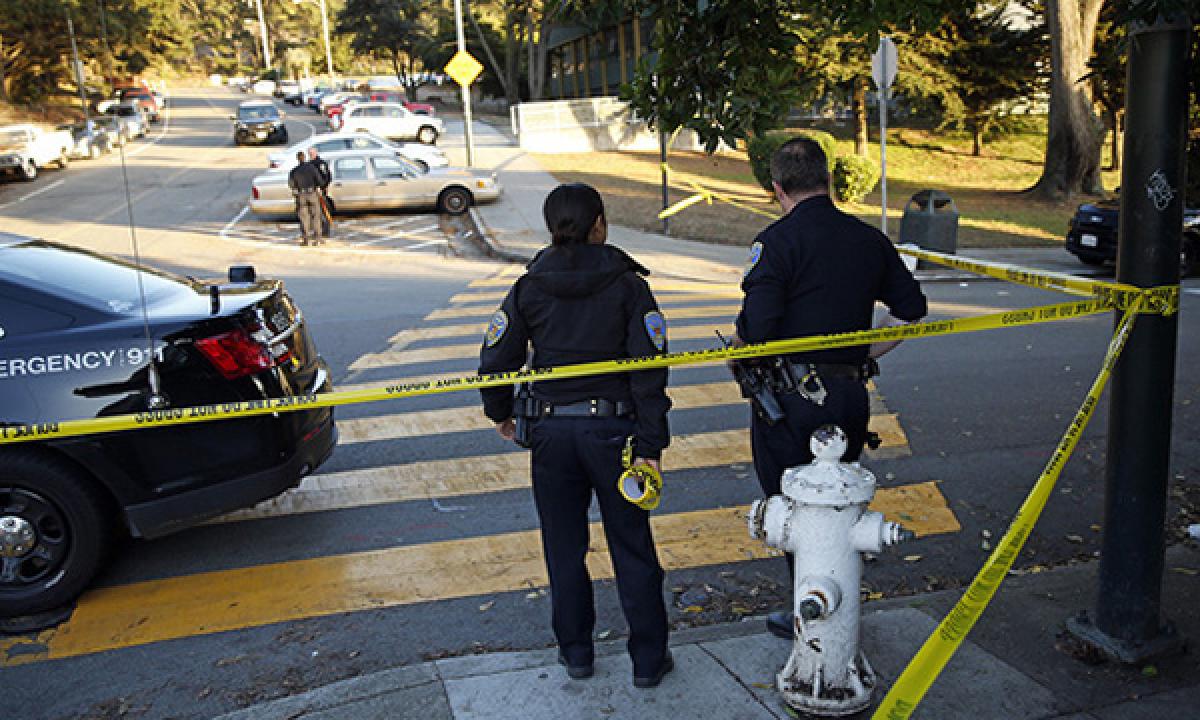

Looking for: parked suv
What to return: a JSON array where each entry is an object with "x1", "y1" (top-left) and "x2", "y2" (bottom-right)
[
  {"x1": 232, "y1": 100, "x2": 288, "y2": 145},
  {"x1": 1065, "y1": 197, "x2": 1199, "y2": 277},
  {"x1": 332, "y1": 102, "x2": 443, "y2": 144},
  {"x1": 0, "y1": 234, "x2": 336, "y2": 616}
]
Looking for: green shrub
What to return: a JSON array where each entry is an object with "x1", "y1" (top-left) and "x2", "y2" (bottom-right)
[
  {"x1": 746, "y1": 133, "x2": 787, "y2": 192},
  {"x1": 831, "y1": 155, "x2": 881, "y2": 203}
]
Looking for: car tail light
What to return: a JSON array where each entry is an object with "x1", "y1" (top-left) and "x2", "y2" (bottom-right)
[
  {"x1": 252, "y1": 186, "x2": 260, "y2": 200},
  {"x1": 196, "y1": 327, "x2": 275, "y2": 379},
  {"x1": 269, "y1": 159, "x2": 280, "y2": 168}
]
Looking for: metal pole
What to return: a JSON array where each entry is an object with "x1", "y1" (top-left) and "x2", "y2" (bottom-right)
[
  {"x1": 66, "y1": 13, "x2": 91, "y2": 140},
  {"x1": 454, "y1": 0, "x2": 475, "y2": 167},
  {"x1": 318, "y1": 0, "x2": 335, "y2": 87},
  {"x1": 254, "y1": 0, "x2": 272, "y2": 71},
  {"x1": 879, "y1": 87, "x2": 888, "y2": 236},
  {"x1": 1067, "y1": 16, "x2": 1190, "y2": 664},
  {"x1": 660, "y1": 128, "x2": 669, "y2": 234}
]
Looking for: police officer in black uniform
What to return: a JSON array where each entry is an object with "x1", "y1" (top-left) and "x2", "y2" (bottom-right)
[
  {"x1": 307, "y1": 146, "x2": 333, "y2": 238},
  {"x1": 734, "y1": 137, "x2": 927, "y2": 639},
  {"x1": 478, "y1": 183, "x2": 674, "y2": 688}
]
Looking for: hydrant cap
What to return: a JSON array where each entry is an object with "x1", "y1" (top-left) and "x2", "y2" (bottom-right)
[{"x1": 810, "y1": 425, "x2": 848, "y2": 462}]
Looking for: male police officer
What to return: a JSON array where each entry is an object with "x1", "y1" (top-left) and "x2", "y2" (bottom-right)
[
  {"x1": 307, "y1": 146, "x2": 333, "y2": 237},
  {"x1": 734, "y1": 137, "x2": 927, "y2": 639},
  {"x1": 288, "y1": 150, "x2": 323, "y2": 246}
]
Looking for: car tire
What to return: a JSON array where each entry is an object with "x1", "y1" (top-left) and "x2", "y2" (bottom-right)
[
  {"x1": 0, "y1": 451, "x2": 113, "y2": 617},
  {"x1": 18, "y1": 160, "x2": 37, "y2": 182},
  {"x1": 1076, "y1": 254, "x2": 1105, "y2": 267},
  {"x1": 438, "y1": 186, "x2": 472, "y2": 215},
  {"x1": 417, "y1": 126, "x2": 438, "y2": 145}
]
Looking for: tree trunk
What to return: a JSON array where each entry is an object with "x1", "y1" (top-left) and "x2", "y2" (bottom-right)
[
  {"x1": 1109, "y1": 107, "x2": 1122, "y2": 172},
  {"x1": 972, "y1": 120, "x2": 983, "y2": 157},
  {"x1": 852, "y1": 76, "x2": 868, "y2": 157},
  {"x1": 1030, "y1": 0, "x2": 1106, "y2": 200},
  {"x1": 527, "y1": 14, "x2": 548, "y2": 100},
  {"x1": 0, "y1": 35, "x2": 8, "y2": 104},
  {"x1": 503, "y1": 9, "x2": 523, "y2": 105}
]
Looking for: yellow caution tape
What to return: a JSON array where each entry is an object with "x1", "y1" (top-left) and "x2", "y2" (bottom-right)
[
  {"x1": 871, "y1": 297, "x2": 1143, "y2": 720},
  {"x1": 0, "y1": 297, "x2": 1112, "y2": 445},
  {"x1": 618, "y1": 436, "x2": 663, "y2": 510}
]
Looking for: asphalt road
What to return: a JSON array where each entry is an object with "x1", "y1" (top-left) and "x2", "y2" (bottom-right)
[{"x1": 2, "y1": 88, "x2": 1198, "y2": 720}]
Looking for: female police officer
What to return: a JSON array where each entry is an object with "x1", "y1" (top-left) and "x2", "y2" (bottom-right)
[{"x1": 478, "y1": 183, "x2": 674, "y2": 688}]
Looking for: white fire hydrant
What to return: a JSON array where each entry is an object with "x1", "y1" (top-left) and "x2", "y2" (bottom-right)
[{"x1": 748, "y1": 425, "x2": 914, "y2": 717}]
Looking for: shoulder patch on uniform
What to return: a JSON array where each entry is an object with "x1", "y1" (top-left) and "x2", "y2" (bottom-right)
[
  {"x1": 744, "y1": 241, "x2": 764, "y2": 277},
  {"x1": 644, "y1": 311, "x2": 667, "y2": 352},
  {"x1": 485, "y1": 310, "x2": 508, "y2": 347}
]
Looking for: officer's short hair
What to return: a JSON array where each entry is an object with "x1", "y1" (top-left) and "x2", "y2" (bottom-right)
[
  {"x1": 770, "y1": 137, "x2": 830, "y2": 197},
  {"x1": 544, "y1": 183, "x2": 605, "y2": 245},
  {"x1": 296, "y1": 151, "x2": 307, "y2": 163}
]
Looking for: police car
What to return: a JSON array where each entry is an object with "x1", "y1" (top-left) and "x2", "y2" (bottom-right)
[
  {"x1": 1066, "y1": 197, "x2": 1199, "y2": 277},
  {"x1": 0, "y1": 234, "x2": 336, "y2": 616}
]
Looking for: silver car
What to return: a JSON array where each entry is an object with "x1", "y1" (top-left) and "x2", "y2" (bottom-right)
[
  {"x1": 266, "y1": 131, "x2": 448, "y2": 173},
  {"x1": 249, "y1": 150, "x2": 500, "y2": 216}
]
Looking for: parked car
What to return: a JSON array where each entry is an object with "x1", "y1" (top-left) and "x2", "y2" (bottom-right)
[
  {"x1": 303, "y1": 86, "x2": 331, "y2": 112},
  {"x1": 250, "y1": 150, "x2": 499, "y2": 216},
  {"x1": 0, "y1": 124, "x2": 73, "y2": 181},
  {"x1": 279, "y1": 80, "x2": 305, "y2": 105},
  {"x1": 99, "y1": 107, "x2": 146, "y2": 143},
  {"x1": 332, "y1": 102, "x2": 443, "y2": 144},
  {"x1": 0, "y1": 234, "x2": 336, "y2": 615},
  {"x1": 117, "y1": 88, "x2": 160, "y2": 122},
  {"x1": 321, "y1": 92, "x2": 364, "y2": 120},
  {"x1": 1065, "y1": 197, "x2": 1199, "y2": 277},
  {"x1": 57, "y1": 121, "x2": 115, "y2": 160},
  {"x1": 251, "y1": 79, "x2": 278, "y2": 95},
  {"x1": 367, "y1": 91, "x2": 436, "y2": 116},
  {"x1": 266, "y1": 131, "x2": 449, "y2": 172},
  {"x1": 231, "y1": 100, "x2": 288, "y2": 146}
]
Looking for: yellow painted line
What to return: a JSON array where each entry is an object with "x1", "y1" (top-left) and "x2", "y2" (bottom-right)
[
  {"x1": 386, "y1": 321, "x2": 487, "y2": 346},
  {"x1": 0, "y1": 484, "x2": 956, "y2": 666},
  {"x1": 357, "y1": 324, "x2": 729, "y2": 372},
  {"x1": 449, "y1": 288, "x2": 744, "y2": 305},
  {"x1": 221, "y1": 423, "x2": 910, "y2": 522},
  {"x1": 338, "y1": 381, "x2": 744, "y2": 443},
  {"x1": 866, "y1": 413, "x2": 912, "y2": 460},
  {"x1": 426, "y1": 302, "x2": 739, "y2": 322},
  {"x1": 468, "y1": 274, "x2": 738, "y2": 294},
  {"x1": 467, "y1": 267, "x2": 523, "y2": 287}
]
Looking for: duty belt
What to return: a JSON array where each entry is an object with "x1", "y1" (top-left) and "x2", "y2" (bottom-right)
[
  {"x1": 769, "y1": 359, "x2": 878, "y2": 407},
  {"x1": 517, "y1": 397, "x2": 634, "y2": 418}
]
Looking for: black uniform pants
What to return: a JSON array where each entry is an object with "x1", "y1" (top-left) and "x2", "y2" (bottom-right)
[
  {"x1": 750, "y1": 375, "x2": 869, "y2": 576},
  {"x1": 529, "y1": 415, "x2": 668, "y2": 676}
]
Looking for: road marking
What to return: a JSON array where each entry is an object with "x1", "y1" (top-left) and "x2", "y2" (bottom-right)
[
  {"x1": 468, "y1": 273, "x2": 738, "y2": 294},
  {"x1": 0, "y1": 489, "x2": 956, "y2": 666},
  {"x1": 0, "y1": 179, "x2": 66, "y2": 210},
  {"x1": 425, "y1": 302, "x2": 741, "y2": 322},
  {"x1": 219, "y1": 205, "x2": 250, "y2": 238},
  {"x1": 124, "y1": 103, "x2": 173, "y2": 158},
  {"x1": 403, "y1": 238, "x2": 446, "y2": 251}
]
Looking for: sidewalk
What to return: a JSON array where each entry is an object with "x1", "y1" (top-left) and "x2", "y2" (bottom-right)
[{"x1": 215, "y1": 544, "x2": 1200, "y2": 720}]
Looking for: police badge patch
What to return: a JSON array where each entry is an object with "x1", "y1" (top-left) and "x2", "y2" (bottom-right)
[
  {"x1": 644, "y1": 311, "x2": 667, "y2": 352},
  {"x1": 744, "y1": 241, "x2": 763, "y2": 277},
  {"x1": 485, "y1": 310, "x2": 508, "y2": 347}
]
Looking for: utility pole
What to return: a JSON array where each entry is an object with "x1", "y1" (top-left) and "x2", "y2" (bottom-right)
[
  {"x1": 254, "y1": 0, "x2": 272, "y2": 72},
  {"x1": 1066, "y1": 16, "x2": 1191, "y2": 664},
  {"x1": 454, "y1": 0, "x2": 476, "y2": 167},
  {"x1": 66, "y1": 12, "x2": 92, "y2": 142}
]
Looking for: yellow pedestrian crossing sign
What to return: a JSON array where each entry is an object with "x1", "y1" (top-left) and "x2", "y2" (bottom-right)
[{"x1": 444, "y1": 50, "x2": 483, "y2": 86}]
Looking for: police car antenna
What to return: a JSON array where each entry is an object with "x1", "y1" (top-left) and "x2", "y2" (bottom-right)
[{"x1": 115, "y1": 125, "x2": 166, "y2": 409}]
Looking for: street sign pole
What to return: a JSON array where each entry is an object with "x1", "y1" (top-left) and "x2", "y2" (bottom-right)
[
  {"x1": 254, "y1": 0, "x2": 271, "y2": 71},
  {"x1": 1066, "y1": 17, "x2": 1191, "y2": 664},
  {"x1": 454, "y1": 0, "x2": 475, "y2": 167},
  {"x1": 871, "y1": 36, "x2": 897, "y2": 237}
]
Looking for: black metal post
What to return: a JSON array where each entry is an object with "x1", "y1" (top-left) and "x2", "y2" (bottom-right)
[
  {"x1": 1067, "y1": 16, "x2": 1190, "y2": 663},
  {"x1": 660, "y1": 128, "x2": 669, "y2": 235}
]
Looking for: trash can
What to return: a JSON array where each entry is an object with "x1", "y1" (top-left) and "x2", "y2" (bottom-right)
[{"x1": 900, "y1": 190, "x2": 958, "y2": 254}]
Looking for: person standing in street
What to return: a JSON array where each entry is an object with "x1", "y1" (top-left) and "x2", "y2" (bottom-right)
[
  {"x1": 307, "y1": 146, "x2": 333, "y2": 238},
  {"x1": 477, "y1": 183, "x2": 675, "y2": 688},
  {"x1": 288, "y1": 150, "x2": 323, "y2": 246},
  {"x1": 733, "y1": 137, "x2": 927, "y2": 640}
]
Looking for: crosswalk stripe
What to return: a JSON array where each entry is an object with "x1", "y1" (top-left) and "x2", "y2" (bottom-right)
[
  {"x1": 220, "y1": 423, "x2": 909, "y2": 523},
  {"x1": 425, "y1": 302, "x2": 741, "y2": 322},
  {"x1": 449, "y1": 289, "x2": 745, "y2": 305},
  {"x1": 355, "y1": 323, "x2": 733, "y2": 371},
  {"x1": 0, "y1": 484, "x2": 956, "y2": 666},
  {"x1": 470, "y1": 275, "x2": 739, "y2": 294}
]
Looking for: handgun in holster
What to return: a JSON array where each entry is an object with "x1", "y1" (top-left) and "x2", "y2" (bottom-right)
[
  {"x1": 512, "y1": 383, "x2": 539, "y2": 449},
  {"x1": 731, "y1": 359, "x2": 786, "y2": 426}
]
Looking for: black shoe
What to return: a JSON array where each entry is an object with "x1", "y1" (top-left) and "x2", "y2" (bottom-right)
[
  {"x1": 767, "y1": 611, "x2": 794, "y2": 640},
  {"x1": 558, "y1": 652, "x2": 593, "y2": 679},
  {"x1": 633, "y1": 651, "x2": 674, "y2": 688}
]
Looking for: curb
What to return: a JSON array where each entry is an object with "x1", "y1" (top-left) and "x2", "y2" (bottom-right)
[{"x1": 467, "y1": 206, "x2": 529, "y2": 265}]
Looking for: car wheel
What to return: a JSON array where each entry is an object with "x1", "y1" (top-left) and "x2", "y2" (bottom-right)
[
  {"x1": 438, "y1": 186, "x2": 472, "y2": 215},
  {"x1": 1076, "y1": 254, "x2": 1105, "y2": 267},
  {"x1": 417, "y1": 126, "x2": 438, "y2": 145},
  {"x1": 0, "y1": 452, "x2": 113, "y2": 616},
  {"x1": 18, "y1": 160, "x2": 37, "y2": 182}
]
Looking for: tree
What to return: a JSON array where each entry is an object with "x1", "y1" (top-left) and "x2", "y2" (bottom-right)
[
  {"x1": 336, "y1": 0, "x2": 442, "y2": 96},
  {"x1": 938, "y1": 4, "x2": 1046, "y2": 157},
  {"x1": 1029, "y1": 0, "x2": 1105, "y2": 200},
  {"x1": 1085, "y1": 5, "x2": 1126, "y2": 171}
]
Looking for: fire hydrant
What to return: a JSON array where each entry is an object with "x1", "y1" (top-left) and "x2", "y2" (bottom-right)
[{"x1": 748, "y1": 425, "x2": 914, "y2": 717}]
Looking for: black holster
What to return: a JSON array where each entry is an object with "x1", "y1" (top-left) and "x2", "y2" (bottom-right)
[
  {"x1": 731, "y1": 360, "x2": 786, "y2": 425},
  {"x1": 512, "y1": 384, "x2": 538, "y2": 449}
]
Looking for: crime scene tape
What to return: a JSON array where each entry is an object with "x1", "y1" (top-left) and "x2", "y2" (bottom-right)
[
  {"x1": 871, "y1": 297, "x2": 1143, "y2": 720},
  {"x1": 1, "y1": 297, "x2": 1113, "y2": 446}
]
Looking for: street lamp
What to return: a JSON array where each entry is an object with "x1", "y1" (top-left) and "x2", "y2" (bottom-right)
[{"x1": 293, "y1": 0, "x2": 337, "y2": 89}]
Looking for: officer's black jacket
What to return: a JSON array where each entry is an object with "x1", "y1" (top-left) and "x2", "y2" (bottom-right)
[
  {"x1": 288, "y1": 161, "x2": 322, "y2": 192},
  {"x1": 736, "y1": 194, "x2": 927, "y2": 364},
  {"x1": 478, "y1": 244, "x2": 672, "y2": 459},
  {"x1": 311, "y1": 156, "x2": 332, "y2": 189}
]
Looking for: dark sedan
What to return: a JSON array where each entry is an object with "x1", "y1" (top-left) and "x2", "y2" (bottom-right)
[
  {"x1": 0, "y1": 235, "x2": 335, "y2": 616},
  {"x1": 1066, "y1": 198, "x2": 1198, "y2": 277},
  {"x1": 232, "y1": 100, "x2": 288, "y2": 146}
]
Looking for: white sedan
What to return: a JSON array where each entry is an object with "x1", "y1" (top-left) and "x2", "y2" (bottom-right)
[
  {"x1": 332, "y1": 102, "x2": 444, "y2": 144},
  {"x1": 266, "y1": 132, "x2": 448, "y2": 172}
]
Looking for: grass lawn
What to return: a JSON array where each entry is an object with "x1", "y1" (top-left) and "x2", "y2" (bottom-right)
[{"x1": 533, "y1": 121, "x2": 1120, "y2": 249}]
